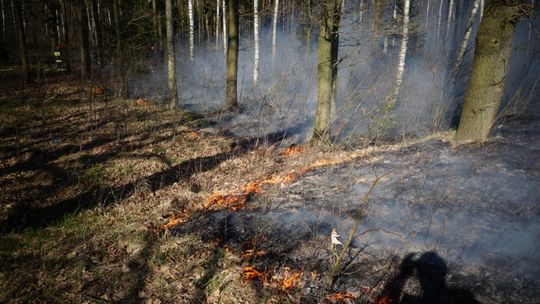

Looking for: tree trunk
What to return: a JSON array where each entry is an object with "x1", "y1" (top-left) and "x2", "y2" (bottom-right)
[
  {"x1": 112, "y1": 0, "x2": 127, "y2": 96},
  {"x1": 271, "y1": 0, "x2": 279, "y2": 61},
  {"x1": 188, "y1": 0, "x2": 194, "y2": 60},
  {"x1": 253, "y1": 0, "x2": 259, "y2": 86},
  {"x1": 1, "y1": 0, "x2": 5, "y2": 41},
  {"x1": 222, "y1": 0, "x2": 226, "y2": 55},
  {"x1": 13, "y1": 0, "x2": 29, "y2": 83},
  {"x1": 225, "y1": 0, "x2": 239, "y2": 110},
  {"x1": 90, "y1": 0, "x2": 102, "y2": 66},
  {"x1": 452, "y1": 0, "x2": 480, "y2": 75},
  {"x1": 455, "y1": 1, "x2": 522, "y2": 142},
  {"x1": 166, "y1": 0, "x2": 178, "y2": 109},
  {"x1": 311, "y1": 0, "x2": 343, "y2": 144},
  {"x1": 79, "y1": 0, "x2": 91, "y2": 79},
  {"x1": 389, "y1": 0, "x2": 410, "y2": 103},
  {"x1": 152, "y1": 0, "x2": 162, "y2": 52},
  {"x1": 59, "y1": 0, "x2": 71, "y2": 72},
  {"x1": 215, "y1": 0, "x2": 220, "y2": 49}
]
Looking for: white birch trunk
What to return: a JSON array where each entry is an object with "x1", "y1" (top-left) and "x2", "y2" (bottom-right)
[
  {"x1": 391, "y1": 0, "x2": 410, "y2": 101},
  {"x1": 436, "y1": 0, "x2": 443, "y2": 39},
  {"x1": 188, "y1": 0, "x2": 194, "y2": 60},
  {"x1": 446, "y1": 0, "x2": 454, "y2": 39},
  {"x1": 271, "y1": 0, "x2": 279, "y2": 60},
  {"x1": 253, "y1": 0, "x2": 259, "y2": 86},
  {"x1": 452, "y1": 0, "x2": 480, "y2": 73},
  {"x1": 479, "y1": 0, "x2": 484, "y2": 18},
  {"x1": 222, "y1": 0, "x2": 226, "y2": 55},
  {"x1": 215, "y1": 0, "x2": 219, "y2": 49}
]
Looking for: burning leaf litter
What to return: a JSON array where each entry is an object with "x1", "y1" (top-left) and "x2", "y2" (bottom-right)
[
  {"x1": 242, "y1": 266, "x2": 265, "y2": 281},
  {"x1": 326, "y1": 291, "x2": 357, "y2": 303}
]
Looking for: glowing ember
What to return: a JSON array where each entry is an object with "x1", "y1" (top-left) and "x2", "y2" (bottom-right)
[
  {"x1": 281, "y1": 145, "x2": 305, "y2": 157},
  {"x1": 242, "y1": 181, "x2": 263, "y2": 194},
  {"x1": 93, "y1": 86, "x2": 104, "y2": 94},
  {"x1": 240, "y1": 249, "x2": 266, "y2": 259},
  {"x1": 136, "y1": 98, "x2": 147, "y2": 106},
  {"x1": 373, "y1": 295, "x2": 393, "y2": 304},
  {"x1": 187, "y1": 131, "x2": 201, "y2": 138},
  {"x1": 242, "y1": 266, "x2": 265, "y2": 280},
  {"x1": 326, "y1": 292, "x2": 357, "y2": 303}
]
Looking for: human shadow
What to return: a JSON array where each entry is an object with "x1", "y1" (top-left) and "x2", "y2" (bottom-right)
[{"x1": 376, "y1": 252, "x2": 479, "y2": 304}]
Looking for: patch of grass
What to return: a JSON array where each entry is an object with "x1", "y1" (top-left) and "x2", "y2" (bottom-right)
[
  {"x1": 84, "y1": 163, "x2": 106, "y2": 183},
  {"x1": 204, "y1": 270, "x2": 232, "y2": 294}
]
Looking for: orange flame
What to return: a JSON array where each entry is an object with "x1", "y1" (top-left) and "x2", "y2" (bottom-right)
[
  {"x1": 93, "y1": 86, "x2": 104, "y2": 95},
  {"x1": 281, "y1": 145, "x2": 305, "y2": 157},
  {"x1": 205, "y1": 193, "x2": 248, "y2": 211},
  {"x1": 282, "y1": 271, "x2": 302, "y2": 290},
  {"x1": 161, "y1": 211, "x2": 189, "y2": 230},
  {"x1": 326, "y1": 292, "x2": 357, "y2": 303},
  {"x1": 242, "y1": 266, "x2": 265, "y2": 280}
]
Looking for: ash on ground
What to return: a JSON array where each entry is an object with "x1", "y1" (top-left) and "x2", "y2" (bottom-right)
[{"x1": 173, "y1": 115, "x2": 540, "y2": 303}]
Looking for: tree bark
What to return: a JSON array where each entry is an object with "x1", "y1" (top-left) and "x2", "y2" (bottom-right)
[
  {"x1": 311, "y1": 0, "x2": 343, "y2": 144},
  {"x1": 188, "y1": 0, "x2": 194, "y2": 60},
  {"x1": 253, "y1": 0, "x2": 259, "y2": 86},
  {"x1": 166, "y1": 0, "x2": 178, "y2": 109},
  {"x1": 90, "y1": 0, "x2": 102, "y2": 66},
  {"x1": 13, "y1": 0, "x2": 29, "y2": 83},
  {"x1": 271, "y1": 0, "x2": 279, "y2": 61},
  {"x1": 222, "y1": 0, "x2": 226, "y2": 55},
  {"x1": 225, "y1": 0, "x2": 239, "y2": 110},
  {"x1": 79, "y1": 0, "x2": 91, "y2": 79},
  {"x1": 389, "y1": 0, "x2": 410, "y2": 103},
  {"x1": 455, "y1": 1, "x2": 522, "y2": 141},
  {"x1": 152, "y1": 0, "x2": 162, "y2": 52},
  {"x1": 112, "y1": 0, "x2": 127, "y2": 96},
  {"x1": 452, "y1": 0, "x2": 481, "y2": 75}
]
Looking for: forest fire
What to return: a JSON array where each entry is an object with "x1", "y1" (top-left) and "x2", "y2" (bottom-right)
[
  {"x1": 240, "y1": 249, "x2": 266, "y2": 259},
  {"x1": 242, "y1": 266, "x2": 265, "y2": 281},
  {"x1": 326, "y1": 291, "x2": 357, "y2": 303},
  {"x1": 280, "y1": 145, "x2": 305, "y2": 157},
  {"x1": 281, "y1": 269, "x2": 303, "y2": 290},
  {"x1": 161, "y1": 210, "x2": 189, "y2": 230},
  {"x1": 205, "y1": 193, "x2": 248, "y2": 211}
]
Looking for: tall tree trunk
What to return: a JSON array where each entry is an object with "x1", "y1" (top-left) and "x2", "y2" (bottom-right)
[
  {"x1": 1, "y1": 0, "x2": 5, "y2": 41},
  {"x1": 436, "y1": 0, "x2": 443, "y2": 39},
  {"x1": 225, "y1": 0, "x2": 239, "y2": 110},
  {"x1": 152, "y1": 0, "x2": 162, "y2": 52},
  {"x1": 166, "y1": 0, "x2": 178, "y2": 109},
  {"x1": 79, "y1": 0, "x2": 91, "y2": 79},
  {"x1": 59, "y1": 0, "x2": 71, "y2": 72},
  {"x1": 455, "y1": 0, "x2": 522, "y2": 141},
  {"x1": 13, "y1": 0, "x2": 29, "y2": 83},
  {"x1": 112, "y1": 0, "x2": 127, "y2": 96},
  {"x1": 271, "y1": 0, "x2": 279, "y2": 61},
  {"x1": 188, "y1": 0, "x2": 194, "y2": 60},
  {"x1": 445, "y1": 0, "x2": 455, "y2": 41},
  {"x1": 311, "y1": 0, "x2": 343, "y2": 144},
  {"x1": 216, "y1": 0, "x2": 220, "y2": 49},
  {"x1": 389, "y1": 0, "x2": 410, "y2": 103},
  {"x1": 452, "y1": 0, "x2": 480, "y2": 75},
  {"x1": 90, "y1": 0, "x2": 102, "y2": 66},
  {"x1": 253, "y1": 0, "x2": 259, "y2": 86},
  {"x1": 222, "y1": 0, "x2": 226, "y2": 55}
]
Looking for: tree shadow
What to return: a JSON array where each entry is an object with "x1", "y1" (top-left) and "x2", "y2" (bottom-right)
[
  {"x1": 0, "y1": 129, "x2": 296, "y2": 233},
  {"x1": 376, "y1": 251, "x2": 479, "y2": 304}
]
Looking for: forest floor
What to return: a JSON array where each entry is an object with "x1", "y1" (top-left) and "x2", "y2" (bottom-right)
[{"x1": 0, "y1": 81, "x2": 539, "y2": 303}]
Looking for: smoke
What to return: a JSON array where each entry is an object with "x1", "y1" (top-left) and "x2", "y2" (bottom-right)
[{"x1": 128, "y1": 0, "x2": 540, "y2": 144}]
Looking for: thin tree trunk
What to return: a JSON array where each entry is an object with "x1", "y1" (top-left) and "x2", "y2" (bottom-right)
[
  {"x1": 59, "y1": 0, "x2": 71, "y2": 72},
  {"x1": 222, "y1": 0, "x2": 226, "y2": 55},
  {"x1": 455, "y1": 1, "x2": 522, "y2": 141},
  {"x1": 216, "y1": 0, "x2": 220, "y2": 49},
  {"x1": 436, "y1": 0, "x2": 443, "y2": 39},
  {"x1": 166, "y1": 0, "x2": 178, "y2": 109},
  {"x1": 452, "y1": 0, "x2": 480, "y2": 75},
  {"x1": 1, "y1": 0, "x2": 5, "y2": 41},
  {"x1": 253, "y1": 0, "x2": 259, "y2": 86},
  {"x1": 13, "y1": 0, "x2": 29, "y2": 83},
  {"x1": 446, "y1": 0, "x2": 454, "y2": 41},
  {"x1": 79, "y1": 0, "x2": 91, "y2": 79},
  {"x1": 91, "y1": 0, "x2": 102, "y2": 66},
  {"x1": 225, "y1": 0, "x2": 239, "y2": 109},
  {"x1": 112, "y1": 0, "x2": 127, "y2": 96},
  {"x1": 188, "y1": 0, "x2": 194, "y2": 60},
  {"x1": 389, "y1": 0, "x2": 410, "y2": 102},
  {"x1": 271, "y1": 0, "x2": 279, "y2": 61},
  {"x1": 311, "y1": 0, "x2": 343, "y2": 144},
  {"x1": 152, "y1": 0, "x2": 162, "y2": 52}
]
